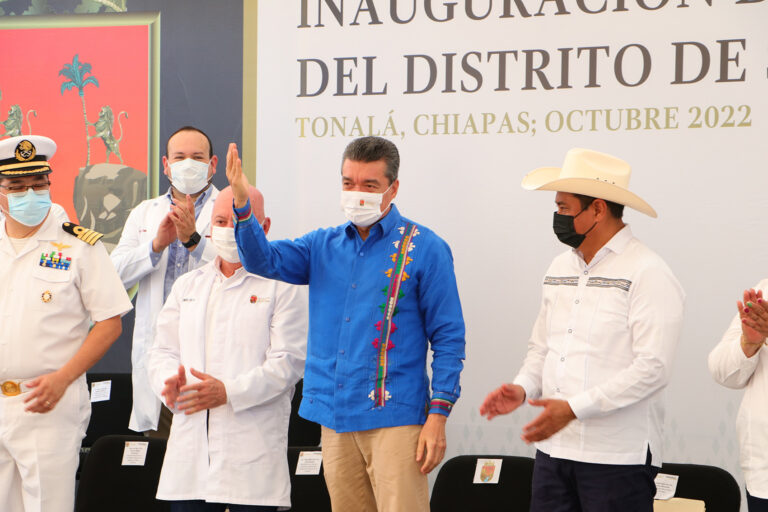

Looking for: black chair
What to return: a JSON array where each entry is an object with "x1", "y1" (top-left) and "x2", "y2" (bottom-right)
[
  {"x1": 430, "y1": 455, "x2": 535, "y2": 512},
  {"x1": 77, "y1": 373, "x2": 136, "y2": 479},
  {"x1": 287, "y1": 446, "x2": 332, "y2": 511},
  {"x1": 658, "y1": 463, "x2": 740, "y2": 512},
  {"x1": 83, "y1": 373, "x2": 135, "y2": 445},
  {"x1": 288, "y1": 379, "x2": 321, "y2": 446},
  {"x1": 75, "y1": 434, "x2": 169, "y2": 512}
]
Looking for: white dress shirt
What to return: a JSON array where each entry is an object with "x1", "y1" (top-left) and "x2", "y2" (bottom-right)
[
  {"x1": 147, "y1": 257, "x2": 308, "y2": 507},
  {"x1": 708, "y1": 278, "x2": 768, "y2": 498},
  {"x1": 514, "y1": 226, "x2": 684, "y2": 467}
]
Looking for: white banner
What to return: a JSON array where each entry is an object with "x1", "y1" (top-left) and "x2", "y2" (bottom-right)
[{"x1": 254, "y1": 1, "x2": 768, "y2": 500}]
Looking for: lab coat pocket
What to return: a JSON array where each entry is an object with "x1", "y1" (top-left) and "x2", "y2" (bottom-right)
[{"x1": 226, "y1": 401, "x2": 288, "y2": 465}]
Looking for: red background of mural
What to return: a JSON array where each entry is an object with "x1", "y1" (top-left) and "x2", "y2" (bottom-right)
[{"x1": 0, "y1": 25, "x2": 149, "y2": 222}]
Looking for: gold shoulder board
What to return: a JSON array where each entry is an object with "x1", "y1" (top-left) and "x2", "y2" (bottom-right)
[{"x1": 62, "y1": 222, "x2": 104, "y2": 246}]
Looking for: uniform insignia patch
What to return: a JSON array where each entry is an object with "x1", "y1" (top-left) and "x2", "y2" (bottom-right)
[
  {"x1": 51, "y1": 242, "x2": 71, "y2": 251},
  {"x1": 40, "y1": 251, "x2": 71, "y2": 270},
  {"x1": 41, "y1": 290, "x2": 53, "y2": 303},
  {"x1": 15, "y1": 140, "x2": 36, "y2": 161},
  {"x1": 62, "y1": 222, "x2": 103, "y2": 245}
]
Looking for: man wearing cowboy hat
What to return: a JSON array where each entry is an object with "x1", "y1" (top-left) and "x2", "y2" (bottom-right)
[
  {"x1": 480, "y1": 148, "x2": 684, "y2": 511},
  {"x1": 0, "y1": 135, "x2": 132, "y2": 511}
]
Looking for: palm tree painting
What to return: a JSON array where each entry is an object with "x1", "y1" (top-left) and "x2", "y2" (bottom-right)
[{"x1": 59, "y1": 54, "x2": 99, "y2": 166}]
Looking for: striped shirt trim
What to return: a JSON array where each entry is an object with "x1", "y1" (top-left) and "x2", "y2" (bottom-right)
[
  {"x1": 543, "y1": 276, "x2": 579, "y2": 287},
  {"x1": 430, "y1": 398, "x2": 454, "y2": 412},
  {"x1": 234, "y1": 207, "x2": 253, "y2": 223},
  {"x1": 587, "y1": 277, "x2": 632, "y2": 292}
]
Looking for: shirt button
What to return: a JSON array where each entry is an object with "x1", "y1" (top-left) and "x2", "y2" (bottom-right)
[
  {"x1": 176, "y1": 263, "x2": 181, "y2": 267},
  {"x1": 359, "y1": 252, "x2": 364, "y2": 257},
  {"x1": 338, "y1": 383, "x2": 343, "y2": 388},
  {"x1": 575, "y1": 299, "x2": 580, "y2": 304},
  {"x1": 583, "y1": 270, "x2": 588, "y2": 275},
  {"x1": 556, "y1": 387, "x2": 561, "y2": 393},
  {"x1": 339, "y1": 349, "x2": 345, "y2": 355},
  {"x1": 351, "y1": 283, "x2": 357, "y2": 289},
  {"x1": 345, "y1": 317, "x2": 350, "y2": 322},
  {"x1": 560, "y1": 357, "x2": 565, "y2": 362},
  {"x1": 567, "y1": 329, "x2": 572, "y2": 333}
]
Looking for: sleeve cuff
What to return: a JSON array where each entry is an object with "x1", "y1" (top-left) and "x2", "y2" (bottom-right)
[
  {"x1": 149, "y1": 240, "x2": 162, "y2": 266},
  {"x1": 429, "y1": 394, "x2": 457, "y2": 416},
  {"x1": 222, "y1": 377, "x2": 247, "y2": 412},
  {"x1": 512, "y1": 374, "x2": 540, "y2": 402},
  {"x1": 233, "y1": 198, "x2": 254, "y2": 225},
  {"x1": 567, "y1": 391, "x2": 597, "y2": 420}
]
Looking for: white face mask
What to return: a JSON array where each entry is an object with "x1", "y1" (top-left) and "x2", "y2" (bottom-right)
[
  {"x1": 169, "y1": 158, "x2": 210, "y2": 195},
  {"x1": 210, "y1": 226, "x2": 240, "y2": 263},
  {"x1": 340, "y1": 184, "x2": 392, "y2": 227}
]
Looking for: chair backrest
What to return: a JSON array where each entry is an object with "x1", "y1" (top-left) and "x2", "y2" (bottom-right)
[
  {"x1": 658, "y1": 463, "x2": 740, "y2": 512},
  {"x1": 75, "y1": 434, "x2": 169, "y2": 512},
  {"x1": 430, "y1": 455, "x2": 534, "y2": 512},
  {"x1": 83, "y1": 373, "x2": 135, "y2": 446},
  {"x1": 287, "y1": 446, "x2": 332, "y2": 512},
  {"x1": 288, "y1": 379, "x2": 321, "y2": 446}
]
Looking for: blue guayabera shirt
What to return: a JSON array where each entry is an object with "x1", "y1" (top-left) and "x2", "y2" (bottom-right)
[{"x1": 233, "y1": 201, "x2": 466, "y2": 432}]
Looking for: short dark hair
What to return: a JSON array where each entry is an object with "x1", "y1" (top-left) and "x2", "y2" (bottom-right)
[
  {"x1": 166, "y1": 126, "x2": 214, "y2": 158},
  {"x1": 574, "y1": 193, "x2": 625, "y2": 219},
  {"x1": 341, "y1": 136, "x2": 400, "y2": 184}
]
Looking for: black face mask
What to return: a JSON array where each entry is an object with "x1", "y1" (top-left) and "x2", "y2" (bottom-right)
[{"x1": 553, "y1": 207, "x2": 596, "y2": 249}]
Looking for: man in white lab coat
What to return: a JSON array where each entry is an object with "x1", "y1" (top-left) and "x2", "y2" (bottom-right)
[
  {"x1": 147, "y1": 185, "x2": 308, "y2": 512},
  {"x1": 111, "y1": 126, "x2": 219, "y2": 436}
]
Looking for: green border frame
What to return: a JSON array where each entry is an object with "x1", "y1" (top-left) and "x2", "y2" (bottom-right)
[
  {"x1": 0, "y1": 12, "x2": 162, "y2": 197},
  {"x1": 242, "y1": 1, "x2": 257, "y2": 184}
]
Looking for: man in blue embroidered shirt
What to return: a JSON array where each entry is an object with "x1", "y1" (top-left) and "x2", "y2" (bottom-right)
[{"x1": 225, "y1": 136, "x2": 465, "y2": 512}]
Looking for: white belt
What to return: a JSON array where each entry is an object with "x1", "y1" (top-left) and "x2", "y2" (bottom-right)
[{"x1": 1, "y1": 379, "x2": 34, "y2": 397}]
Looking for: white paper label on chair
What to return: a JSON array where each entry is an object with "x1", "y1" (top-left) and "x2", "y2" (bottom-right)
[
  {"x1": 473, "y1": 458, "x2": 503, "y2": 484},
  {"x1": 295, "y1": 451, "x2": 323, "y2": 475},
  {"x1": 654, "y1": 473, "x2": 679, "y2": 500},
  {"x1": 121, "y1": 441, "x2": 149, "y2": 466},
  {"x1": 90, "y1": 380, "x2": 112, "y2": 402}
]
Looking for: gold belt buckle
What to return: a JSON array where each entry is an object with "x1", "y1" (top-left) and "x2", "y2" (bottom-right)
[{"x1": 1, "y1": 381, "x2": 21, "y2": 397}]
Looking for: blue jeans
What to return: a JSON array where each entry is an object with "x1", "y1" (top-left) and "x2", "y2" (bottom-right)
[
  {"x1": 531, "y1": 449, "x2": 658, "y2": 512},
  {"x1": 169, "y1": 500, "x2": 277, "y2": 512}
]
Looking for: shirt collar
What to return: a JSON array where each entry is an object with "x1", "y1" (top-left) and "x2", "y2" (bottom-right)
[
  {"x1": 164, "y1": 185, "x2": 213, "y2": 208},
  {"x1": 344, "y1": 203, "x2": 402, "y2": 239},
  {"x1": 602, "y1": 224, "x2": 633, "y2": 254},
  {"x1": 574, "y1": 224, "x2": 633, "y2": 267},
  {"x1": 213, "y1": 256, "x2": 248, "y2": 285}
]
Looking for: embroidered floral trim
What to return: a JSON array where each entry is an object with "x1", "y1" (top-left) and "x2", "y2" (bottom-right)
[{"x1": 370, "y1": 222, "x2": 418, "y2": 407}]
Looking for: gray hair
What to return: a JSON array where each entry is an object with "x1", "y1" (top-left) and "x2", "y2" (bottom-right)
[{"x1": 341, "y1": 136, "x2": 400, "y2": 184}]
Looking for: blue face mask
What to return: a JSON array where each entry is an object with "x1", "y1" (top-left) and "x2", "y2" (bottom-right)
[{"x1": 4, "y1": 188, "x2": 52, "y2": 226}]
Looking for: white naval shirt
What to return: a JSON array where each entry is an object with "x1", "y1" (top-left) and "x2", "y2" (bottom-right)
[
  {"x1": 147, "y1": 257, "x2": 308, "y2": 507},
  {"x1": 514, "y1": 226, "x2": 684, "y2": 467},
  {"x1": 0, "y1": 214, "x2": 133, "y2": 381},
  {"x1": 708, "y1": 278, "x2": 768, "y2": 498}
]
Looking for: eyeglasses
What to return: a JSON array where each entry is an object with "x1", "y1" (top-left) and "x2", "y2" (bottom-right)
[{"x1": 0, "y1": 181, "x2": 51, "y2": 194}]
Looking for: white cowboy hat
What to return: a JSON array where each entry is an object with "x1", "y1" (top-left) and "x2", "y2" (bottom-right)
[{"x1": 521, "y1": 148, "x2": 657, "y2": 218}]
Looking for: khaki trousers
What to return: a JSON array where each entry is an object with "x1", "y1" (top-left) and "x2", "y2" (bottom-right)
[{"x1": 321, "y1": 425, "x2": 429, "y2": 512}]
